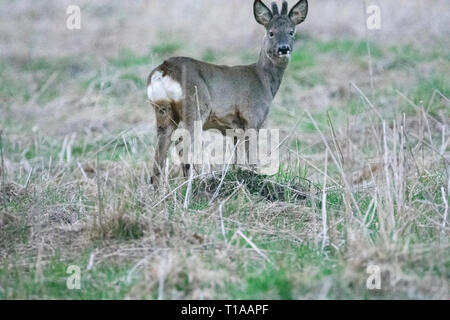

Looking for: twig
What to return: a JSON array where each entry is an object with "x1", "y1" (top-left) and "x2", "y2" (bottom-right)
[
  {"x1": 27, "y1": 71, "x2": 59, "y2": 107},
  {"x1": 0, "y1": 130, "x2": 7, "y2": 211},
  {"x1": 24, "y1": 167, "x2": 33, "y2": 189},
  {"x1": 77, "y1": 161, "x2": 88, "y2": 180},
  {"x1": 236, "y1": 230, "x2": 273, "y2": 266},
  {"x1": 362, "y1": 0, "x2": 374, "y2": 95},
  {"x1": 382, "y1": 121, "x2": 395, "y2": 232},
  {"x1": 152, "y1": 171, "x2": 219, "y2": 209},
  {"x1": 349, "y1": 81, "x2": 383, "y2": 120},
  {"x1": 158, "y1": 251, "x2": 169, "y2": 300},
  {"x1": 327, "y1": 111, "x2": 344, "y2": 166},
  {"x1": 218, "y1": 185, "x2": 242, "y2": 242},
  {"x1": 306, "y1": 111, "x2": 362, "y2": 217},
  {"x1": 59, "y1": 135, "x2": 68, "y2": 163},
  {"x1": 126, "y1": 255, "x2": 152, "y2": 284},
  {"x1": 395, "y1": 89, "x2": 442, "y2": 126},
  {"x1": 442, "y1": 187, "x2": 448, "y2": 231},
  {"x1": 321, "y1": 149, "x2": 328, "y2": 252},
  {"x1": 95, "y1": 156, "x2": 104, "y2": 231},
  {"x1": 34, "y1": 241, "x2": 44, "y2": 283},
  {"x1": 363, "y1": 197, "x2": 376, "y2": 226},
  {"x1": 440, "y1": 124, "x2": 447, "y2": 156},
  {"x1": 272, "y1": 113, "x2": 305, "y2": 155},
  {"x1": 209, "y1": 141, "x2": 240, "y2": 204},
  {"x1": 218, "y1": 200, "x2": 227, "y2": 240},
  {"x1": 284, "y1": 146, "x2": 341, "y2": 186},
  {"x1": 183, "y1": 165, "x2": 194, "y2": 209},
  {"x1": 66, "y1": 133, "x2": 76, "y2": 164},
  {"x1": 434, "y1": 89, "x2": 450, "y2": 104},
  {"x1": 87, "y1": 251, "x2": 96, "y2": 271}
]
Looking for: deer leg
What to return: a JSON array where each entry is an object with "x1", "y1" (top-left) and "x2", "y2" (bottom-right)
[
  {"x1": 181, "y1": 114, "x2": 199, "y2": 178},
  {"x1": 173, "y1": 122, "x2": 191, "y2": 177},
  {"x1": 245, "y1": 133, "x2": 258, "y2": 172},
  {"x1": 233, "y1": 136, "x2": 238, "y2": 170},
  {"x1": 180, "y1": 84, "x2": 210, "y2": 178},
  {"x1": 151, "y1": 102, "x2": 177, "y2": 184}
]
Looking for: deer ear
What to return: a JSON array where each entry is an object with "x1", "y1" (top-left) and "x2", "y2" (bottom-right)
[
  {"x1": 289, "y1": 0, "x2": 308, "y2": 25},
  {"x1": 254, "y1": 0, "x2": 272, "y2": 26}
]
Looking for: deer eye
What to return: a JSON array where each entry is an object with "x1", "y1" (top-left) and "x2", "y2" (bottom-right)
[
  {"x1": 268, "y1": 31, "x2": 274, "y2": 38},
  {"x1": 289, "y1": 30, "x2": 295, "y2": 37}
]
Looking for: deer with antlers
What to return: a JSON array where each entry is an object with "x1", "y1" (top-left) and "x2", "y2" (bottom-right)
[{"x1": 147, "y1": 0, "x2": 308, "y2": 183}]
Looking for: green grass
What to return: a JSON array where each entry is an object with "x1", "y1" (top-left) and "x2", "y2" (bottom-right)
[
  {"x1": 291, "y1": 50, "x2": 316, "y2": 69},
  {"x1": 0, "y1": 56, "x2": 87, "y2": 105},
  {"x1": 202, "y1": 49, "x2": 222, "y2": 63},
  {"x1": 413, "y1": 75, "x2": 449, "y2": 106},
  {"x1": 227, "y1": 243, "x2": 341, "y2": 299},
  {"x1": 0, "y1": 256, "x2": 136, "y2": 299},
  {"x1": 110, "y1": 49, "x2": 152, "y2": 68},
  {"x1": 0, "y1": 70, "x2": 32, "y2": 102},
  {"x1": 232, "y1": 267, "x2": 293, "y2": 299},
  {"x1": 152, "y1": 41, "x2": 182, "y2": 56},
  {"x1": 315, "y1": 39, "x2": 383, "y2": 59},
  {"x1": 387, "y1": 44, "x2": 449, "y2": 69},
  {"x1": 119, "y1": 73, "x2": 146, "y2": 89},
  {"x1": 395, "y1": 74, "x2": 450, "y2": 116}
]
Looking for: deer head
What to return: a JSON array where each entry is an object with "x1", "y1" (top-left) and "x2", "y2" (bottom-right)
[{"x1": 254, "y1": 0, "x2": 308, "y2": 64}]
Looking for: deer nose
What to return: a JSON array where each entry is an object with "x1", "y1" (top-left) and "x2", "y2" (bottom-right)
[{"x1": 277, "y1": 45, "x2": 291, "y2": 56}]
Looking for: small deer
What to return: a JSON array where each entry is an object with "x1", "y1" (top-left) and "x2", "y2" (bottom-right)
[{"x1": 148, "y1": 0, "x2": 308, "y2": 183}]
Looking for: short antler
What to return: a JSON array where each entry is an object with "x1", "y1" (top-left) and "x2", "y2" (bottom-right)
[
  {"x1": 281, "y1": 1, "x2": 288, "y2": 15},
  {"x1": 271, "y1": 2, "x2": 279, "y2": 15}
]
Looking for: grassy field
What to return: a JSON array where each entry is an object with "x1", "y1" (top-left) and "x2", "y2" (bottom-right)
[{"x1": 0, "y1": 0, "x2": 449, "y2": 299}]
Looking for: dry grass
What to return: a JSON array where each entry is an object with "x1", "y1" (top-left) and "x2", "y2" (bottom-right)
[{"x1": 0, "y1": 0, "x2": 449, "y2": 299}]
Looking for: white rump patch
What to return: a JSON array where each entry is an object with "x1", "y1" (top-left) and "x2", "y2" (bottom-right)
[{"x1": 147, "y1": 71, "x2": 183, "y2": 102}]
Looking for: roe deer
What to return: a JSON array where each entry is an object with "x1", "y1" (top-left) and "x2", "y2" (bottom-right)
[{"x1": 148, "y1": 0, "x2": 308, "y2": 183}]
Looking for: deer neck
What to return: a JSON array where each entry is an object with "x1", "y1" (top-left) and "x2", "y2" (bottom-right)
[{"x1": 256, "y1": 47, "x2": 288, "y2": 99}]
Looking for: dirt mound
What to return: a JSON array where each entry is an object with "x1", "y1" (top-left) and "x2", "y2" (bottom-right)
[{"x1": 192, "y1": 168, "x2": 311, "y2": 202}]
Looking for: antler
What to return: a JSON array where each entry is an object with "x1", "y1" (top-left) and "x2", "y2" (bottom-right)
[
  {"x1": 281, "y1": 1, "x2": 288, "y2": 15},
  {"x1": 271, "y1": 2, "x2": 279, "y2": 15}
]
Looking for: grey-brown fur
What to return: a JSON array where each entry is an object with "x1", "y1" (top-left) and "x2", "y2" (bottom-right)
[{"x1": 148, "y1": 0, "x2": 308, "y2": 183}]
